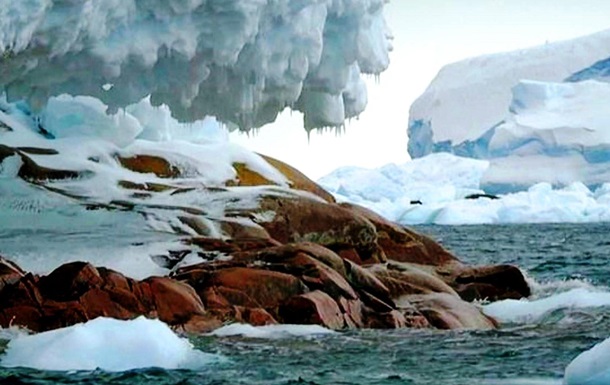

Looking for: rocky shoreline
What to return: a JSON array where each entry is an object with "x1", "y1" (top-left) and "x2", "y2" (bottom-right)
[
  {"x1": 0, "y1": 199, "x2": 530, "y2": 334},
  {"x1": 0, "y1": 141, "x2": 530, "y2": 334}
]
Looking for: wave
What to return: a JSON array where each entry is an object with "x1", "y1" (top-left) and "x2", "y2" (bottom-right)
[
  {"x1": 482, "y1": 280, "x2": 610, "y2": 323},
  {"x1": 208, "y1": 323, "x2": 337, "y2": 339}
]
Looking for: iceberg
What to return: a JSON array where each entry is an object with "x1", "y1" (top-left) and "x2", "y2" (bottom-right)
[
  {"x1": 0, "y1": 316, "x2": 219, "y2": 371},
  {"x1": 564, "y1": 337, "x2": 610, "y2": 385},
  {"x1": 0, "y1": 0, "x2": 391, "y2": 132},
  {"x1": 409, "y1": 28, "x2": 610, "y2": 157},
  {"x1": 408, "y1": 28, "x2": 610, "y2": 194}
]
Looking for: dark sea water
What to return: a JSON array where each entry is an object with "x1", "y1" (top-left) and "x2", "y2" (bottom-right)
[{"x1": 2, "y1": 223, "x2": 610, "y2": 385}]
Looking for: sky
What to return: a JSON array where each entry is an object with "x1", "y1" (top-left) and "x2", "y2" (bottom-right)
[{"x1": 230, "y1": 0, "x2": 610, "y2": 180}]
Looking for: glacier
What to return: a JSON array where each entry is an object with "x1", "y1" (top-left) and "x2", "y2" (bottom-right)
[
  {"x1": 0, "y1": 0, "x2": 392, "y2": 131},
  {"x1": 408, "y1": 28, "x2": 610, "y2": 193}
]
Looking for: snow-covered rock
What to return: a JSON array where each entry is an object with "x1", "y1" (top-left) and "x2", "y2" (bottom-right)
[{"x1": 0, "y1": 0, "x2": 392, "y2": 131}]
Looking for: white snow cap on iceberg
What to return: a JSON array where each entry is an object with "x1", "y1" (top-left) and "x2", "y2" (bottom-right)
[
  {"x1": 0, "y1": 0, "x2": 392, "y2": 131},
  {"x1": 0, "y1": 316, "x2": 220, "y2": 372}
]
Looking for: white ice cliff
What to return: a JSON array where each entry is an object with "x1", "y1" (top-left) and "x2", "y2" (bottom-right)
[
  {"x1": 0, "y1": 0, "x2": 392, "y2": 131},
  {"x1": 408, "y1": 28, "x2": 610, "y2": 192}
]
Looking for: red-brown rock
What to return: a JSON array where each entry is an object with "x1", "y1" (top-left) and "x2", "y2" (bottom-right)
[
  {"x1": 38, "y1": 262, "x2": 104, "y2": 301},
  {"x1": 235, "y1": 306, "x2": 277, "y2": 326},
  {"x1": 364, "y1": 309, "x2": 409, "y2": 329},
  {"x1": 452, "y1": 264, "x2": 531, "y2": 302},
  {"x1": 78, "y1": 288, "x2": 135, "y2": 320},
  {"x1": 408, "y1": 293, "x2": 497, "y2": 330},
  {"x1": 285, "y1": 253, "x2": 357, "y2": 300},
  {"x1": 279, "y1": 290, "x2": 345, "y2": 329},
  {"x1": 256, "y1": 195, "x2": 378, "y2": 258},
  {"x1": 0, "y1": 256, "x2": 25, "y2": 292},
  {"x1": 341, "y1": 203, "x2": 458, "y2": 266},
  {"x1": 117, "y1": 154, "x2": 181, "y2": 178},
  {"x1": 209, "y1": 267, "x2": 307, "y2": 308},
  {"x1": 343, "y1": 260, "x2": 392, "y2": 302},
  {"x1": 371, "y1": 263, "x2": 457, "y2": 298},
  {"x1": 144, "y1": 277, "x2": 207, "y2": 325},
  {"x1": 250, "y1": 242, "x2": 347, "y2": 277},
  {"x1": 338, "y1": 297, "x2": 364, "y2": 328}
]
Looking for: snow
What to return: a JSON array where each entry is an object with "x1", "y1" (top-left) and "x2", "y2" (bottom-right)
[
  {"x1": 208, "y1": 323, "x2": 336, "y2": 339},
  {"x1": 0, "y1": 0, "x2": 391, "y2": 131},
  {"x1": 0, "y1": 317, "x2": 220, "y2": 372},
  {"x1": 318, "y1": 153, "x2": 610, "y2": 225},
  {"x1": 564, "y1": 337, "x2": 610, "y2": 385}
]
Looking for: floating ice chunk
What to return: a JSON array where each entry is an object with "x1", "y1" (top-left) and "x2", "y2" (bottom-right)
[
  {"x1": 0, "y1": 317, "x2": 220, "y2": 372},
  {"x1": 320, "y1": 153, "x2": 610, "y2": 225},
  {"x1": 564, "y1": 337, "x2": 610, "y2": 385},
  {"x1": 208, "y1": 323, "x2": 336, "y2": 339},
  {"x1": 482, "y1": 288, "x2": 610, "y2": 324},
  {"x1": 0, "y1": 326, "x2": 27, "y2": 341}
]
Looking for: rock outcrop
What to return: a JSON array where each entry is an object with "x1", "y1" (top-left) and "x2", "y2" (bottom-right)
[
  {"x1": 0, "y1": 143, "x2": 530, "y2": 333},
  {"x1": 0, "y1": 196, "x2": 528, "y2": 333}
]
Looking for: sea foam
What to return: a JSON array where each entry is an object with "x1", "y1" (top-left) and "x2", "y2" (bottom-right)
[
  {"x1": 208, "y1": 323, "x2": 336, "y2": 339},
  {"x1": 483, "y1": 288, "x2": 610, "y2": 324}
]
